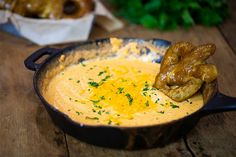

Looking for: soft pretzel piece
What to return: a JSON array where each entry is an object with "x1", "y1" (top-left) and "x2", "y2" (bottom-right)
[
  {"x1": 0, "y1": 0, "x2": 94, "y2": 19},
  {"x1": 154, "y1": 42, "x2": 218, "y2": 102}
]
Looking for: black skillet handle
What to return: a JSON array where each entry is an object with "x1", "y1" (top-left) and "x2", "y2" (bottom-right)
[
  {"x1": 202, "y1": 92, "x2": 236, "y2": 114},
  {"x1": 24, "y1": 47, "x2": 60, "y2": 71}
]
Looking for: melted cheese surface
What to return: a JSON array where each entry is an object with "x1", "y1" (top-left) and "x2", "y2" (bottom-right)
[{"x1": 43, "y1": 58, "x2": 203, "y2": 127}]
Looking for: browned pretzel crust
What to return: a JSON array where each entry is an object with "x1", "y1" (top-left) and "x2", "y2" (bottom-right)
[
  {"x1": 154, "y1": 42, "x2": 218, "y2": 102},
  {"x1": 0, "y1": 0, "x2": 94, "y2": 19}
]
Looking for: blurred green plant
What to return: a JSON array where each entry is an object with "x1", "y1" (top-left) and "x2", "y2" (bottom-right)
[{"x1": 108, "y1": 0, "x2": 229, "y2": 30}]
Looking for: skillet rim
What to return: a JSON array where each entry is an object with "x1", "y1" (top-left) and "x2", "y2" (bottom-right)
[{"x1": 32, "y1": 37, "x2": 217, "y2": 129}]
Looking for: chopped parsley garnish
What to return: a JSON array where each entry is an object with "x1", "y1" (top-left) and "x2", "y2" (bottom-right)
[
  {"x1": 85, "y1": 116, "x2": 99, "y2": 120},
  {"x1": 157, "y1": 111, "x2": 165, "y2": 114},
  {"x1": 76, "y1": 111, "x2": 82, "y2": 115},
  {"x1": 98, "y1": 110, "x2": 102, "y2": 115},
  {"x1": 93, "y1": 104, "x2": 102, "y2": 109},
  {"x1": 121, "y1": 79, "x2": 127, "y2": 82},
  {"x1": 80, "y1": 62, "x2": 86, "y2": 67},
  {"x1": 88, "y1": 81, "x2": 99, "y2": 88},
  {"x1": 90, "y1": 100, "x2": 100, "y2": 104},
  {"x1": 92, "y1": 109, "x2": 96, "y2": 112},
  {"x1": 69, "y1": 97, "x2": 72, "y2": 101},
  {"x1": 170, "y1": 102, "x2": 179, "y2": 108},
  {"x1": 76, "y1": 80, "x2": 80, "y2": 83},
  {"x1": 101, "y1": 75, "x2": 111, "y2": 82},
  {"x1": 145, "y1": 101, "x2": 149, "y2": 107},
  {"x1": 144, "y1": 81, "x2": 148, "y2": 87},
  {"x1": 117, "y1": 87, "x2": 124, "y2": 94},
  {"x1": 100, "y1": 96, "x2": 105, "y2": 100},
  {"x1": 74, "y1": 100, "x2": 78, "y2": 102},
  {"x1": 98, "y1": 70, "x2": 107, "y2": 76},
  {"x1": 105, "y1": 111, "x2": 110, "y2": 114},
  {"x1": 68, "y1": 78, "x2": 73, "y2": 80},
  {"x1": 143, "y1": 92, "x2": 147, "y2": 96},
  {"x1": 108, "y1": 119, "x2": 112, "y2": 125},
  {"x1": 143, "y1": 87, "x2": 149, "y2": 91},
  {"x1": 125, "y1": 93, "x2": 133, "y2": 105},
  {"x1": 155, "y1": 98, "x2": 160, "y2": 103}
]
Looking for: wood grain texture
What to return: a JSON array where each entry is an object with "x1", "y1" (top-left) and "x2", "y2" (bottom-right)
[
  {"x1": 0, "y1": 31, "x2": 68, "y2": 157},
  {"x1": 66, "y1": 134, "x2": 191, "y2": 157},
  {"x1": 219, "y1": 0, "x2": 236, "y2": 54}
]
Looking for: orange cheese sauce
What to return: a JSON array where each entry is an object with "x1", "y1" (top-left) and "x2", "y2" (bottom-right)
[{"x1": 43, "y1": 58, "x2": 204, "y2": 127}]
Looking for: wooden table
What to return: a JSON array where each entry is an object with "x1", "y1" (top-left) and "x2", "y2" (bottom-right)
[{"x1": 1, "y1": 4, "x2": 236, "y2": 157}]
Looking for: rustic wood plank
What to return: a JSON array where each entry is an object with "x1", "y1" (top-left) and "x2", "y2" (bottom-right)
[
  {"x1": 64, "y1": 24, "x2": 236, "y2": 156},
  {"x1": 219, "y1": 0, "x2": 236, "y2": 54},
  {"x1": 66, "y1": 134, "x2": 191, "y2": 157},
  {"x1": 0, "y1": 31, "x2": 68, "y2": 157},
  {"x1": 185, "y1": 26, "x2": 236, "y2": 157}
]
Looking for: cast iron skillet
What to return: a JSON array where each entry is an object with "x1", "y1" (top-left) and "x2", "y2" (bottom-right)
[{"x1": 24, "y1": 38, "x2": 236, "y2": 149}]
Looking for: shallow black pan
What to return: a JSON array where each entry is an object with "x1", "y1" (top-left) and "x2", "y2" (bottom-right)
[{"x1": 24, "y1": 38, "x2": 236, "y2": 149}]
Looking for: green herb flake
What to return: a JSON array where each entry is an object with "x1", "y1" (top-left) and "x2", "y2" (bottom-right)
[
  {"x1": 157, "y1": 111, "x2": 165, "y2": 114},
  {"x1": 125, "y1": 93, "x2": 133, "y2": 105},
  {"x1": 92, "y1": 109, "x2": 96, "y2": 112},
  {"x1": 101, "y1": 75, "x2": 111, "y2": 82},
  {"x1": 105, "y1": 111, "x2": 110, "y2": 114},
  {"x1": 85, "y1": 116, "x2": 99, "y2": 120},
  {"x1": 108, "y1": 119, "x2": 112, "y2": 125},
  {"x1": 100, "y1": 96, "x2": 105, "y2": 100},
  {"x1": 117, "y1": 87, "x2": 124, "y2": 94},
  {"x1": 170, "y1": 102, "x2": 179, "y2": 108},
  {"x1": 143, "y1": 92, "x2": 147, "y2": 96},
  {"x1": 68, "y1": 78, "x2": 73, "y2": 80},
  {"x1": 88, "y1": 81, "x2": 99, "y2": 88},
  {"x1": 145, "y1": 101, "x2": 149, "y2": 107},
  {"x1": 151, "y1": 87, "x2": 156, "y2": 90},
  {"x1": 76, "y1": 80, "x2": 80, "y2": 83},
  {"x1": 143, "y1": 87, "x2": 149, "y2": 91},
  {"x1": 121, "y1": 79, "x2": 127, "y2": 82},
  {"x1": 76, "y1": 111, "x2": 82, "y2": 115},
  {"x1": 155, "y1": 98, "x2": 160, "y2": 103},
  {"x1": 80, "y1": 62, "x2": 86, "y2": 67},
  {"x1": 98, "y1": 70, "x2": 107, "y2": 76},
  {"x1": 91, "y1": 100, "x2": 100, "y2": 104},
  {"x1": 98, "y1": 110, "x2": 102, "y2": 115},
  {"x1": 115, "y1": 122, "x2": 120, "y2": 126}
]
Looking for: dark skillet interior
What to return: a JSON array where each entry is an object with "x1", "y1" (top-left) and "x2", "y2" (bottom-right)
[{"x1": 25, "y1": 38, "x2": 236, "y2": 149}]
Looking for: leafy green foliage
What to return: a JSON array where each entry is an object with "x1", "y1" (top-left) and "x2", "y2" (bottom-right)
[{"x1": 109, "y1": 0, "x2": 228, "y2": 30}]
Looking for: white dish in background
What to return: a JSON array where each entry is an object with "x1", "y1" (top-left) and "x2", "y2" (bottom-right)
[{"x1": 0, "y1": 0, "x2": 123, "y2": 45}]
